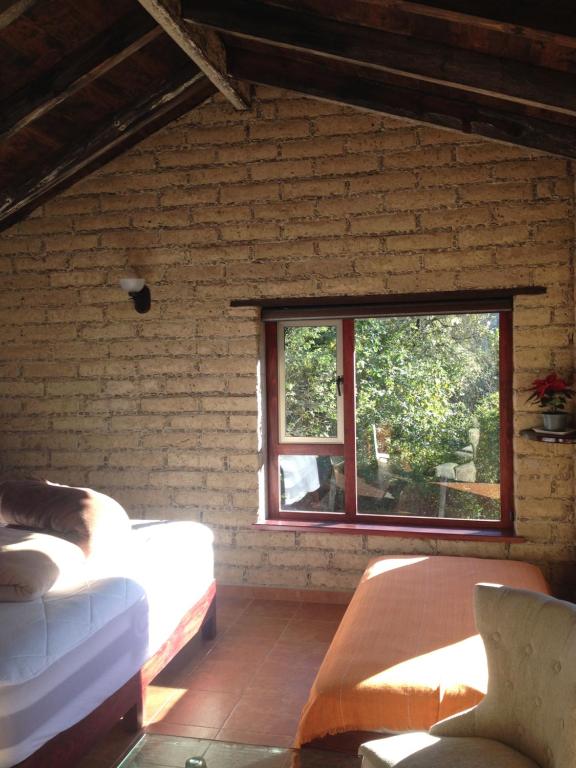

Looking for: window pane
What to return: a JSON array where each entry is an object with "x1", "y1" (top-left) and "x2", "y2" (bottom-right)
[
  {"x1": 355, "y1": 314, "x2": 500, "y2": 520},
  {"x1": 282, "y1": 323, "x2": 339, "y2": 440},
  {"x1": 279, "y1": 455, "x2": 345, "y2": 513}
]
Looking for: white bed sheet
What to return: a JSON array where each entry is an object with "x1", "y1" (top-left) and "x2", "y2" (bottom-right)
[
  {"x1": 126, "y1": 520, "x2": 214, "y2": 657},
  {"x1": 0, "y1": 520, "x2": 214, "y2": 767}
]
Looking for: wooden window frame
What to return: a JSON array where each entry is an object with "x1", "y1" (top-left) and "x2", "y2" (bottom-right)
[{"x1": 265, "y1": 300, "x2": 514, "y2": 532}]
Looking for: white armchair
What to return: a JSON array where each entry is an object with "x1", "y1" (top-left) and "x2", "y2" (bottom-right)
[{"x1": 359, "y1": 584, "x2": 575, "y2": 768}]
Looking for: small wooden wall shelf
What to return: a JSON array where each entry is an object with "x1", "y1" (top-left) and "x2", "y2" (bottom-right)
[{"x1": 520, "y1": 428, "x2": 576, "y2": 444}]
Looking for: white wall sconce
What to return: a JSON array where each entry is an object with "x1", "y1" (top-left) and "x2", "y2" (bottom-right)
[{"x1": 119, "y1": 277, "x2": 151, "y2": 314}]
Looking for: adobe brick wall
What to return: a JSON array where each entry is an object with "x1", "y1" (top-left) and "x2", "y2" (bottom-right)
[{"x1": 1, "y1": 86, "x2": 575, "y2": 596}]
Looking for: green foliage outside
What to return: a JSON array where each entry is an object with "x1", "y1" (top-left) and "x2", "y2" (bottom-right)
[
  {"x1": 355, "y1": 315, "x2": 499, "y2": 476},
  {"x1": 473, "y1": 390, "x2": 500, "y2": 483},
  {"x1": 284, "y1": 324, "x2": 338, "y2": 438},
  {"x1": 281, "y1": 315, "x2": 501, "y2": 520}
]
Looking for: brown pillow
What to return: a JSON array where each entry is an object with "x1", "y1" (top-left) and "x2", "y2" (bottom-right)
[{"x1": 0, "y1": 480, "x2": 131, "y2": 557}]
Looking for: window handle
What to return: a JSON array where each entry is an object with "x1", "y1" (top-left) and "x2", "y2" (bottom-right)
[{"x1": 336, "y1": 375, "x2": 344, "y2": 396}]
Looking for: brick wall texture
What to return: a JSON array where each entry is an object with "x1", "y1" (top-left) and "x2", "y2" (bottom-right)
[{"x1": 1, "y1": 86, "x2": 575, "y2": 595}]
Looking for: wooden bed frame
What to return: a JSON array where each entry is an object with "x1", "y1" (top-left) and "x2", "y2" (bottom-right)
[{"x1": 13, "y1": 580, "x2": 217, "y2": 768}]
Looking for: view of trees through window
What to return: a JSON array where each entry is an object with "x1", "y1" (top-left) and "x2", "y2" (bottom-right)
[
  {"x1": 283, "y1": 323, "x2": 339, "y2": 440},
  {"x1": 278, "y1": 313, "x2": 501, "y2": 521}
]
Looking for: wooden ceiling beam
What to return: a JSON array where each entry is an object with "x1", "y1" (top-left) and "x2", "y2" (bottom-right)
[
  {"x1": 226, "y1": 41, "x2": 576, "y2": 159},
  {"x1": 0, "y1": 0, "x2": 38, "y2": 30},
  {"x1": 182, "y1": 0, "x2": 576, "y2": 118},
  {"x1": 0, "y1": 14, "x2": 162, "y2": 141},
  {"x1": 135, "y1": 0, "x2": 249, "y2": 110},
  {"x1": 285, "y1": 0, "x2": 576, "y2": 49},
  {"x1": 0, "y1": 71, "x2": 216, "y2": 231},
  {"x1": 401, "y1": 0, "x2": 576, "y2": 39}
]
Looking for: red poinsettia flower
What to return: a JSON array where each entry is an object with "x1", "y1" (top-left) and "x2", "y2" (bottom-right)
[{"x1": 527, "y1": 372, "x2": 575, "y2": 412}]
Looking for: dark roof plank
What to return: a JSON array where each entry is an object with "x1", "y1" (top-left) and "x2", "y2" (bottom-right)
[
  {"x1": 136, "y1": 0, "x2": 249, "y2": 110},
  {"x1": 0, "y1": 15, "x2": 162, "y2": 141},
  {"x1": 251, "y1": 0, "x2": 576, "y2": 70},
  {"x1": 0, "y1": 0, "x2": 38, "y2": 30},
  {"x1": 400, "y1": 0, "x2": 576, "y2": 39},
  {"x1": 287, "y1": 0, "x2": 576, "y2": 49},
  {"x1": 182, "y1": 0, "x2": 576, "y2": 118},
  {"x1": 0, "y1": 71, "x2": 215, "y2": 230}
]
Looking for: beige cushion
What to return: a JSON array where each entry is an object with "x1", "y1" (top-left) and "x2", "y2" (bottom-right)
[
  {"x1": 0, "y1": 526, "x2": 87, "y2": 601},
  {"x1": 359, "y1": 733, "x2": 540, "y2": 768},
  {"x1": 0, "y1": 479, "x2": 131, "y2": 557}
]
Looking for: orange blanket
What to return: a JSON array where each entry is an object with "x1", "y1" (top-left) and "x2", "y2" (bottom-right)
[{"x1": 295, "y1": 555, "x2": 549, "y2": 746}]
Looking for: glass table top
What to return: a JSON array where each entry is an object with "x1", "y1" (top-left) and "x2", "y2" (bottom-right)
[{"x1": 118, "y1": 735, "x2": 362, "y2": 768}]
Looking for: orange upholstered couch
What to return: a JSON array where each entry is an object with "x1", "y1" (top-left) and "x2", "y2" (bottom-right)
[{"x1": 295, "y1": 555, "x2": 549, "y2": 748}]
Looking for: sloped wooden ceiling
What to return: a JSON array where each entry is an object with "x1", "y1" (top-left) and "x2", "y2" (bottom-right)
[
  {"x1": 0, "y1": 0, "x2": 220, "y2": 230},
  {"x1": 1, "y1": 0, "x2": 576, "y2": 233}
]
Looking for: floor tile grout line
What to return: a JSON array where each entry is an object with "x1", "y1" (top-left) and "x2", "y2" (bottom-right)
[
  {"x1": 139, "y1": 597, "x2": 339, "y2": 751},
  {"x1": 213, "y1": 601, "x2": 306, "y2": 741},
  {"x1": 143, "y1": 597, "x2": 259, "y2": 731}
]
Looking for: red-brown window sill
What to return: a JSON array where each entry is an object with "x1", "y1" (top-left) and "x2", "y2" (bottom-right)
[{"x1": 254, "y1": 520, "x2": 524, "y2": 543}]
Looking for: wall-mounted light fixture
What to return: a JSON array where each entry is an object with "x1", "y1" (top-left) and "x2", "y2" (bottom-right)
[{"x1": 119, "y1": 277, "x2": 151, "y2": 314}]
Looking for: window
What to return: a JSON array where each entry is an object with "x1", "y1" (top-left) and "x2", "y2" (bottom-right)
[{"x1": 265, "y1": 299, "x2": 513, "y2": 531}]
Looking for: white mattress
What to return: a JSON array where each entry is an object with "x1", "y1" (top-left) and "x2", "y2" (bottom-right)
[{"x1": 0, "y1": 520, "x2": 214, "y2": 767}]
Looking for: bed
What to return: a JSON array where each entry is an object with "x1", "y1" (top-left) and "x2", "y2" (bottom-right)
[
  {"x1": 0, "y1": 482, "x2": 216, "y2": 768},
  {"x1": 295, "y1": 555, "x2": 550, "y2": 750}
]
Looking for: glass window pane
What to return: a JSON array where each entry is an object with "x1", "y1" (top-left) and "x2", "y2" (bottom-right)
[
  {"x1": 282, "y1": 323, "x2": 339, "y2": 440},
  {"x1": 279, "y1": 455, "x2": 345, "y2": 513},
  {"x1": 355, "y1": 314, "x2": 500, "y2": 521}
]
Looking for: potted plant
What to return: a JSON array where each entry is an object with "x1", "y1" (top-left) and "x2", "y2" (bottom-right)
[{"x1": 526, "y1": 372, "x2": 574, "y2": 431}]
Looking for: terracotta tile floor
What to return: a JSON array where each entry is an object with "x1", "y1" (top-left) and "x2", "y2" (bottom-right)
[{"x1": 77, "y1": 594, "x2": 348, "y2": 768}]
